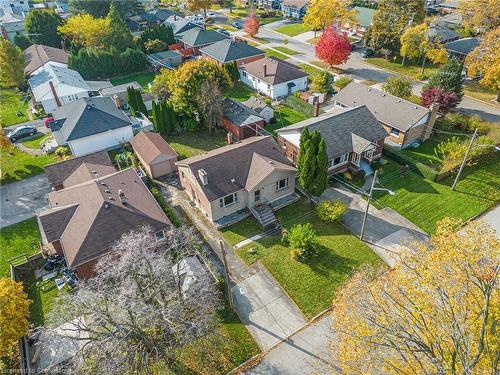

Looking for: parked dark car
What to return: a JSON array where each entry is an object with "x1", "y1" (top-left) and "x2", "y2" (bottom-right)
[
  {"x1": 361, "y1": 48, "x2": 375, "y2": 58},
  {"x1": 43, "y1": 255, "x2": 65, "y2": 272},
  {"x1": 217, "y1": 28, "x2": 230, "y2": 36},
  {"x1": 232, "y1": 21, "x2": 242, "y2": 29},
  {"x1": 6, "y1": 125, "x2": 37, "y2": 142}
]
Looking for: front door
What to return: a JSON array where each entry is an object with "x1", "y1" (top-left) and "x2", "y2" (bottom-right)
[
  {"x1": 254, "y1": 190, "x2": 261, "y2": 203},
  {"x1": 352, "y1": 153, "x2": 360, "y2": 166}
]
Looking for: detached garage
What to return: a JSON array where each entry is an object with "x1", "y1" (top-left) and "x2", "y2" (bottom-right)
[{"x1": 131, "y1": 131, "x2": 178, "y2": 178}]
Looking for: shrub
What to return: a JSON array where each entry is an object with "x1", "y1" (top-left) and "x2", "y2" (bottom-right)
[
  {"x1": 283, "y1": 223, "x2": 319, "y2": 262},
  {"x1": 382, "y1": 76, "x2": 412, "y2": 100},
  {"x1": 334, "y1": 76, "x2": 353, "y2": 90},
  {"x1": 286, "y1": 95, "x2": 314, "y2": 117},
  {"x1": 316, "y1": 200, "x2": 347, "y2": 223},
  {"x1": 310, "y1": 70, "x2": 334, "y2": 93},
  {"x1": 55, "y1": 146, "x2": 71, "y2": 158},
  {"x1": 149, "y1": 186, "x2": 181, "y2": 227}
]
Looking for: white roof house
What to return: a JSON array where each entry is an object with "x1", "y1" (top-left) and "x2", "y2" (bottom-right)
[{"x1": 28, "y1": 64, "x2": 91, "y2": 114}]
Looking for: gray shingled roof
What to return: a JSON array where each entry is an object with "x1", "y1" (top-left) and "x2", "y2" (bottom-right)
[
  {"x1": 199, "y1": 39, "x2": 265, "y2": 63},
  {"x1": 23, "y1": 44, "x2": 69, "y2": 75},
  {"x1": 176, "y1": 136, "x2": 296, "y2": 201},
  {"x1": 50, "y1": 97, "x2": 132, "y2": 142},
  {"x1": 281, "y1": 0, "x2": 309, "y2": 9},
  {"x1": 176, "y1": 27, "x2": 228, "y2": 47},
  {"x1": 276, "y1": 106, "x2": 389, "y2": 158},
  {"x1": 427, "y1": 22, "x2": 459, "y2": 43},
  {"x1": 444, "y1": 37, "x2": 480, "y2": 56},
  {"x1": 333, "y1": 82, "x2": 429, "y2": 132},
  {"x1": 163, "y1": 16, "x2": 201, "y2": 35},
  {"x1": 223, "y1": 98, "x2": 264, "y2": 127},
  {"x1": 240, "y1": 56, "x2": 308, "y2": 85},
  {"x1": 242, "y1": 96, "x2": 272, "y2": 113}
]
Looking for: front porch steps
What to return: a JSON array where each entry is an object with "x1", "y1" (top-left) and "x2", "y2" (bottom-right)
[{"x1": 250, "y1": 204, "x2": 278, "y2": 228}]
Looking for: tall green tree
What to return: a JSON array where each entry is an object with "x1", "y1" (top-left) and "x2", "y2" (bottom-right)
[
  {"x1": 13, "y1": 34, "x2": 32, "y2": 50},
  {"x1": 424, "y1": 57, "x2": 464, "y2": 99},
  {"x1": 139, "y1": 24, "x2": 175, "y2": 49},
  {"x1": 103, "y1": 4, "x2": 133, "y2": 51},
  {"x1": 298, "y1": 130, "x2": 327, "y2": 196},
  {"x1": 297, "y1": 127, "x2": 310, "y2": 171},
  {"x1": 365, "y1": 0, "x2": 425, "y2": 53},
  {"x1": 310, "y1": 138, "x2": 328, "y2": 196},
  {"x1": 25, "y1": 9, "x2": 63, "y2": 48},
  {"x1": 225, "y1": 61, "x2": 240, "y2": 82},
  {"x1": 69, "y1": 0, "x2": 139, "y2": 18},
  {"x1": 0, "y1": 39, "x2": 24, "y2": 88},
  {"x1": 381, "y1": 76, "x2": 413, "y2": 100}
]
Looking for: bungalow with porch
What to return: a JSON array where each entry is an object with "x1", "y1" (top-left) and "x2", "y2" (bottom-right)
[
  {"x1": 281, "y1": 0, "x2": 309, "y2": 19},
  {"x1": 199, "y1": 39, "x2": 265, "y2": 66},
  {"x1": 176, "y1": 136, "x2": 299, "y2": 228},
  {"x1": 276, "y1": 106, "x2": 389, "y2": 175}
]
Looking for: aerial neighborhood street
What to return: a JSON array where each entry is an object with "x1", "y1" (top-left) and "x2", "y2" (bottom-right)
[{"x1": 0, "y1": 0, "x2": 498, "y2": 374}]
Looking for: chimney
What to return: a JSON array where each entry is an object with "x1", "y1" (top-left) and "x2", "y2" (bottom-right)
[
  {"x1": 118, "y1": 189, "x2": 126, "y2": 204},
  {"x1": 49, "y1": 81, "x2": 62, "y2": 108},
  {"x1": 174, "y1": 15, "x2": 177, "y2": 21},
  {"x1": 112, "y1": 94, "x2": 123, "y2": 108},
  {"x1": 263, "y1": 63, "x2": 267, "y2": 77},
  {"x1": 422, "y1": 103, "x2": 439, "y2": 141},
  {"x1": 313, "y1": 98, "x2": 320, "y2": 117},
  {"x1": 227, "y1": 131, "x2": 233, "y2": 145},
  {"x1": 198, "y1": 169, "x2": 208, "y2": 186}
]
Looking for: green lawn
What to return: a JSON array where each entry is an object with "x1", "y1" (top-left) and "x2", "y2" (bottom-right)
[
  {"x1": 168, "y1": 129, "x2": 227, "y2": 159},
  {"x1": 263, "y1": 48, "x2": 290, "y2": 60},
  {"x1": 1, "y1": 146, "x2": 59, "y2": 184},
  {"x1": 110, "y1": 71, "x2": 156, "y2": 92},
  {"x1": 275, "y1": 23, "x2": 311, "y2": 37},
  {"x1": 0, "y1": 88, "x2": 30, "y2": 127},
  {"x1": 20, "y1": 133, "x2": 51, "y2": 149},
  {"x1": 0, "y1": 218, "x2": 41, "y2": 277},
  {"x1": 273, "y1": 46, "x2": 300, "y2": 55},
  {"x1": 268, "y1": 105, "x2": 309, "y2": 133},
  {"x1": 226, "y1": 81, "x2": 256, "y2": 102},
  {"x1": 259, "y1": 16, "x2": 283, "y2": 25},
  {"x1": 299, "y1": 63, "x2": 323, "y2": 76},
  {"x1": 365, "y1": 57, "x2": 440, "y2": 80},
  {"x1": 463, "y1": 81, "x2": 498, "y2": 103},
  {"x1": 224, "y1": 199, "x2": 382, "y2": 318},
  {"x1": 373, "y1": 154, "x2": 500, "y2": 234}
]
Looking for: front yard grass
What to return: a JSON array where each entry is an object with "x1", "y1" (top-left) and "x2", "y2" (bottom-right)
[
  {"x1": 1, "y1": 145, "x2": 59, "y2": 184},
  {"x1": 273, "y1": 46, "x2": 300, "y2": 55},
  {"x1": 110, "y1": 71, "x2": 156, "y2": 92},
  {"x1": 263, "y1": 48, "x2": 290, "y2": 60},
  {"x1": 463, "y1": 81, "x2": 498, "y2": 103},
  {"x1": 168, "y1": 129, "x2": 227, "y2": 159},
  {"x1": 226, "y1": 81, "x2": 256, "y2": 102},
  {"x1": 364, "y1": 57, "x2": 440, "y2": 81},
  {"x1": 0, "y1": 88, "x2": 30, "y2": 127},
  {"x1": 299, "y1": 63, "x2": 323, "y2": 76},
  {"x1": 275, "y1": 23, "x2": 311, "y2": 37},
  {"x1": 21, "y1": 133, "x2": 51, "y2": 149},
  {"x1": 224, "y1": 199, "x2": 382, "y2": 318}
]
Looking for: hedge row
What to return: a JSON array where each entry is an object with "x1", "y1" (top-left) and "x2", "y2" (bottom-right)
[
  {"x1": 382, "y1": 145, "x2": 438, "y2": 182},
  {"x1": 150, "y1": 186, "x2": 181, "y2": 227},
  {"x1": 286, "y1": 95, "x2": 315, "y2": 117}
]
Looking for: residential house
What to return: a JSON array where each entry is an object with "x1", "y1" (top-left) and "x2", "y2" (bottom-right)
[
  {"x1": 239, "y1": 56, "x2": 308, "y2": 99},
  {"x1": 199, "y1": 39, "x2": 265, "y2": 66},
  {"x1": 0, "y1": 0, "x2": 29, "y2": 12},
  {"x1": 163, "y1": 15, "x2": 201, "y2": 35},
  {"x1": 337, "y1": 6, "x2": 376, "y2": 37},
  {"x1": 176, "y1": 136, "x2": 299, "y2": 227},
  {"x1": 147, "y1": 50, "x2": 184, "y2": 69},
  {"x1": 23, "y1": 44, "x2": 69, "y2": 76},
  {"x1": 276, "y1": 106, "x2": 388, "y2": 175},
  {"x1": 0, "y1": 7, "x2": 25, "y2": 43},
  {"x1": 38, "y1": 168, "x2": 171, "y2": 278},
  {"x1": 44, "y1": 150, "x2": 116, "y2": 191},
  {"x1": 281, "y1": 0, "x2": 309, "y2": 19},
  {"x1": 49, "y1": 97, "x2": 134, "y2": 156},
  {"x1": 98, "y1": 81, "x2": 154, "y2": 112},
  {"x1": 131, "y1": 131, "x2": 178, "y2": 178},
  {"x1": 176, "y1": 27, "x2": 228, "y2": 55},
  {"x1": 438, "y1": 0, "x2": 460, "y2": 13},
  {"x1": 222, "y1": 98, "x2": 266, "y2": 140},
  {"x1": 243, "y1": 96, "x2": 274, "y2": 123},
  {"x1": 333, "y1": 82, "x2": 435, "y2": 148},
  {"x1": 257, "y1": 0, "x2": 282, "y2": 10},
  {"x1": 426, "y1": 21, "x2": 459, "y2": 44},
  {"x1": 444, "y1": 37, "x2": 480, "y2": 61}
]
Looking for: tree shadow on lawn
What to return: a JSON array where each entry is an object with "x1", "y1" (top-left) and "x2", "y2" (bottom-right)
[
  {"x1": 305, "y1": 245, "x2": 358, "y2": 278},
  {"x1": 2, "y1": 164, "x2": 45, "y2": 184},
  {"x1": 379, "y1": 173, "x2": 440, "y2": 195}
]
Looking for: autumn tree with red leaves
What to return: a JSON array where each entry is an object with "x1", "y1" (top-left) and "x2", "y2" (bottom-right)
[
  {"x1": 244, "y1": 11, "x2": 260, "y2": 38},
  {"x1": 315, "y1": 26, "x2": 351, "y2": 67},
  {"x1": 421, "y1": 87, "x2": 458, "y2": 114}
]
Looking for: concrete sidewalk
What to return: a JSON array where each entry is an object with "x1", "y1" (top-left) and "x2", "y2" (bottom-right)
[{"x1": 320, "y1": 185, "x2": 429, "y2": 267}]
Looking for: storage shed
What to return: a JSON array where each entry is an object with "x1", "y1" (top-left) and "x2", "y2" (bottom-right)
[{"x1": 131, "y1": 131, "x2": 178, "y2": 178}]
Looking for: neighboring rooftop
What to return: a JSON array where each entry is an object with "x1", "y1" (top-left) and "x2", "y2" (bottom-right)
[
  {"x1": 223, "y1": 98, "x2": 264, "y2": 127},
  {"x1": 427, "y1": 22, "x2": 459, "y2": 43},
  {"x1": 353, "y1": 6, "x2": 376, "y2": 27},
  {"x1": 50, "y1": 96, "x2": 132, "y2": 142},
  {"x1": 130, "y1": 131, "x2": 177, "y2": 165},
  {"x1": 176, "y1": 27, "x2": 228, "y2": 47},
  {"x1": 240, "y1": 56, "x2": 308, "y2": 85},
  {"x1": 163, "y1": 15, "x2": 201, "y2": 35},
  {"x1": 200, "y1": 39, "x2": 265, "y2": 63},
  {"x1": 444, "y1": 37, "x2": 480, "y2": 56},
  {"x1": 44, "y1": 151, "x2": 116, "y2": 189},
  {"x1": 276, "y1": 106, "x2": 388, "y2": 158},
  {"x1": 28, "y1": 64, "x2": 90, "y2": 101},
  {"x1": 281, "y1": 0, "x2": 310, "y2": 9},
  {"x1": 39, "y1": 168, "x2": 171, "y2": 268},
  {"x1": 176, "y1": 136, "x2": 296, "y2": 201},
  {"x1": 333, "y1": 82, "x2": 429, "y2": 132},
  {"x1": 243, "y1": 96, "x2": 272, "y2": 113},
  {"x1": 99, "y1": 81, "x2": 142, "y2": 104},
  {"x1": 23, "y1": 44, "x2": 69, "y2": 75}
]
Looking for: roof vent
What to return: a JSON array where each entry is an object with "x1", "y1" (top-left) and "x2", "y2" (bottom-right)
[
  {"x1": 118, "y1": 189, "x2": 124, "y2": 197},
  {"x1": 381, "y1": 93, "x2": 386, "y2": 97},
  {"x1": 268, "y1": 160, "x2": 273, "y2": 164},
  {"x1": 398, "y1": 99, "x2": 402, "y2": 102},
  {"x1": 230, "y1": 178, "x2": 236, "y2": 183},
  {"x1": 104, "y1": 203, "x2": 110, "y2": 209},
  {"x1": 367, "y1": 88, "x2": 372, "y2": 91},
  {"x1": 104, "y1": 189, "x2": 110, "y2": 193},
  {"x1": 198, "y1": 169, "x2": 208, "y2": 186},
  {"x1": 109, "y1": 196, "x2": 114, "y2": 200},
  {"x1": 414, "y1": 106, "x2": 418, "y2": 109}
]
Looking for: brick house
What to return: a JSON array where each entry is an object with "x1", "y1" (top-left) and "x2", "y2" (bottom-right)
[
  {"x1": 200, "y1": 39, "x2": 265, "y2": 66},
  {"x1": 276, "y1": 106, "x2": 389, "y2": 175},
  {"x1": 176, "y1": 27, "x2": 229, "y2": 56},
  {"x1": 222, "y1": 98, "x2": 266, "y2": 140}
]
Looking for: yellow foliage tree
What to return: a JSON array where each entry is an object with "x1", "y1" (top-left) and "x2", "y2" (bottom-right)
[
  {"x1": 466, "y1": 28, "x2": 500, "y2": 102},
  {"x1": 303, "y1": 0, "x2": 356, "y2": 33},
  {"x1": 58, "y1": 14, "x2": 110, "y2": 48},
  {"x1": 331, "y1": 218, "x2": 499, "y2": 374},
  {"x1": 0, "y1": 278, "x2": 31, "y2": 359},
  {"x1": 458, "y1": 0, "x2": 500, "y2": 32}
]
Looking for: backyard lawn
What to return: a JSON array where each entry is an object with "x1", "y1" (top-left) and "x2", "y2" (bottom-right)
[
  {"x1": 0, "y1": 88, "x2": 30, "y2": 127},
  {"x1": 1, "y1": 145, "x2": 59, "y2": 183},
  {"x1": 223, "y1": 199, "x2": 382, "y2": 318},
  {"x1": 21, "y1": 133, "x2": 52, "y2": 149},
  {"x1": 168, "y1": 129, "x2": 227, "y2": 159},
  {"x1": 275, "y1": 23, "x2": 311, "y2": 37},
  {"x1": 263, "y1": 48, "x2": 289, "y2": 60},
  {"x1": 365, "y1": 57, "x2": 440, "y2": 80},
  {"x1": 268, "y1": 105, "x2": 309, "y2": 133},
  {"x1": 110, "y1": 71, "x2": 156, "y2": 92},
  {"x1": 226, "y1": 81, "x2": 256, "y2": 102}
]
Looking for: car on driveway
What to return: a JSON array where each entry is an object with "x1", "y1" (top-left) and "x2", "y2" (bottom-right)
[
  {"x1": 232, "y1": 21, "x2": 242, "y2": 29},
  {"x1": 6, "y1": 125, "x2": 37, "y2": 142},
  {"x1": 217, "y1": 28, "x2": 230, "y2": 36},
  {"x1": 361, "y1": 48, "x2": 375, "y2": 58},
  {"x1": 207, "y1": 11, "x2": 216, "y2": 17}
]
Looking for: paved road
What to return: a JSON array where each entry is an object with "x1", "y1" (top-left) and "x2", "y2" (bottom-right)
[
  {"x1": 245, "y1": 315, "x2": 337, "y2": 375},
  {"x1": 0, "y1": 174, "x2": 51, "y2": 228},
  {"x1": 475, "y1": 205, "x2": 500, "y2": 239}
]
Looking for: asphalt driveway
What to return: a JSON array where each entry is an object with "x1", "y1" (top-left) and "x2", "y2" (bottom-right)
[{"x1": 0, "y1": 174, "x2": 51, "y2": 228}]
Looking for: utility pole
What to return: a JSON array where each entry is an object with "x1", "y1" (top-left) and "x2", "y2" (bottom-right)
[
  {"x1": 452, "y1": 128, "x2": 478, "y2": 191},
  {"x1": 220, "y1": 240, "x2": 233, "y2": 310},
  {"x1": 360, "y1": 170, "x2": 378, "y2": 241}
]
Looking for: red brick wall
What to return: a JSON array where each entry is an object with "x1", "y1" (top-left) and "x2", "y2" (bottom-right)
[
  {"x1": 222, "y1": 118, "x2": 265, "y2": 140},
  {"x1": 277, "y1": 135, "x2": 299, "y2": 164}
]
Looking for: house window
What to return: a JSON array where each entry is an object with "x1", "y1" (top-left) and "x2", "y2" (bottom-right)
[
  {"x1": 242, "y1": 71, "x2": 247, "y2": 77},
  {"x1": 267, "y1": 84, "x2": 271, "y2": 89},
  {"x1": 219, "y1": 192, "x2": 238, "y2": 208},
  {"x1": 390, "y1": 128, "x2": 400, "y2": 136},
  {"x1": 275, "y1": 177, "x2": 289, "y2": 191},
  {"x1": 155, "y1": 230, "x2": 165, "y2": 241},
  {"x1": 331, "y1": 153, "x2": 348, "y2": 167},
  {"x1": 181, "y1": 171, "x2": 185, "y2": 179},
  {"x1": 254, "y1": 190, "x2": 261, "y2": 202}
]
